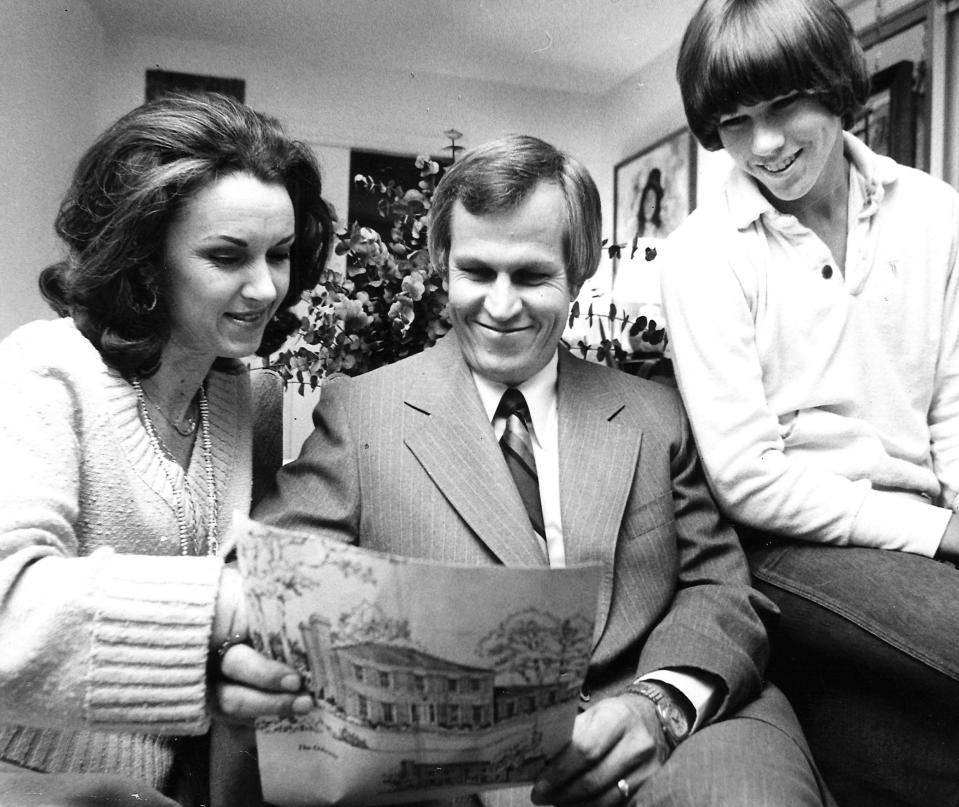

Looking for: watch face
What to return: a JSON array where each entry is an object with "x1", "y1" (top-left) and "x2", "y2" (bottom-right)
[
  {"x1": 631, "y1": 682, "x2": 691, "y2": 746},
  {"x1": 662, "y1": 703, "x2": 689, "y2": 736}
]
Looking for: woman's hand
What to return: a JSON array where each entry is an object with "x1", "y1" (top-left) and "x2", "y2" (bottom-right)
[{"x1": 211, "y1": 566, "x2": 313, "y2": 722}]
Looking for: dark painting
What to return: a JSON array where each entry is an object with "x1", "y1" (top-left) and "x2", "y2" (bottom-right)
[{"x1": 145, "y1": 69, "x2": 245, "y2": 103}]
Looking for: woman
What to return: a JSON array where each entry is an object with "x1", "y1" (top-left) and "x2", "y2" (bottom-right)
[
  {"x1": 0, "y1": 93, "x2": 331, "y2": 803},
  {"x1": 661, "y1": 1, "x2": 959, "y2": 804}
]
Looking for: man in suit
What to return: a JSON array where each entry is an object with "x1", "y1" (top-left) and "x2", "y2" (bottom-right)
[{"x1": 255, "y1": 135, "x2": 831, "y2": 805}]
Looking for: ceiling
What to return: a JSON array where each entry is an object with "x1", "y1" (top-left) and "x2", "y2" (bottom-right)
[{"x1": 84, "y1": 0, "x2": 710, "y2": 96}]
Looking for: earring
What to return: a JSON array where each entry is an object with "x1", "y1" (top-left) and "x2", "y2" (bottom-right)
[{"x1": 134, "y1": 285, "x2": 158, "y2": 313}]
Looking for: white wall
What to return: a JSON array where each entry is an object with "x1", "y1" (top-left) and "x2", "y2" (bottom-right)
[
  {"x1": 95, "y1": 30, "x2": 608, "y2": 246},
  {"x1": 96, "y1": 34, "x2": 605, "y2": 161},
  {"x1": 0, "y1": 0, "x2": 104, "y2": 338}
]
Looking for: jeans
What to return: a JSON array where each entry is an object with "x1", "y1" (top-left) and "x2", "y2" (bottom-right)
[{"x1": 745, "y1": 535, "x2": 959, "y2": 807}]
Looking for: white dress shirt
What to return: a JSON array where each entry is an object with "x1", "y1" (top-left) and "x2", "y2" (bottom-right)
[{"x1": 472, "y1": 354, "x2": 565, "y2": 567}]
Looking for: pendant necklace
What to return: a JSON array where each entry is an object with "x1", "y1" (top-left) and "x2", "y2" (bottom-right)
[
  {"x1": 132, "y1": 378, "x2": 219, "y2": 556},
  {"x1": 139, "y1": 385, "x2": 198, "y2": 436}
]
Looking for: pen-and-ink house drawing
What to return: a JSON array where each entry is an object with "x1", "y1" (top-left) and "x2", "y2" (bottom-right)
[{"x1": 301, "y1": 614, "x2": 577, "y2": 731}]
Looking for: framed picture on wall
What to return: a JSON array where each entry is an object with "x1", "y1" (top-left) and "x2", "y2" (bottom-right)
[
  {"x1": 850, "y1": 60, "x2": 915, "y2": 167},
  {"x1": 613, "y1": 128, "x2": 696, "y2": 261},
  {"x1": 145, "y1": 69, "x2": 245, "y2": 102}
]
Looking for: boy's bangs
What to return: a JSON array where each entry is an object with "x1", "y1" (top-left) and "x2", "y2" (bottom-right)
[{"x1": 703, "y1": 27, "x2": 826, "y2": 118}]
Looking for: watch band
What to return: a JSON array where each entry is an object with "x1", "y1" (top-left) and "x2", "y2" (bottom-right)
[{"x1": 624, "y1": 680, "x2": 694, "y2": 749}]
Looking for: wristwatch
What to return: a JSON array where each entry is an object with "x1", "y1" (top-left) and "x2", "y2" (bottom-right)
[{"x1": 625, "y1": 680, "x2": 693, "y2": 749}]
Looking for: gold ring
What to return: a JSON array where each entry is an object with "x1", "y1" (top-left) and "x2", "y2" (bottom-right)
[
  {"x1": 616, "y1": 778, "x2": 630, "y2": 801},
  {"x1": 216, "y1": 634, "x2": 246, "y2": 661}
]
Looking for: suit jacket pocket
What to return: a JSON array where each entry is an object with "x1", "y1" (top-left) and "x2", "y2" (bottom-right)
[{"x1": 620, "y1": 490, "x2": 673, "y2": 540}]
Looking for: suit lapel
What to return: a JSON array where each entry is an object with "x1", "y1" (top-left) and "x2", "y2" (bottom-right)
[
  {"x1": 403, "y1": 334, "x2": 548, "y2": 567},
  {"x1": 557, "y1": 350, "x2": 642, "y2": 649}
]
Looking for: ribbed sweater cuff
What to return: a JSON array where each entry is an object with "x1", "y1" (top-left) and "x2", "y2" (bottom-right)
[
  {"x1": 852, "y1": 490, "x2": 950, "y2": 556},
  {"x1": 87, "y1": 552, "x2": 222, "y2": 734}
]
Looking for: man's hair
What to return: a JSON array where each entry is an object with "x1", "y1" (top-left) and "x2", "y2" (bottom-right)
[
  {"x1": 39, "y1": 92, "x2": 333, "y2": 376},
  {"x1": 428, "y1": 135, "x2": 602, "y2": 292},
  {"x1": 677, "y1": 0, "x2": 870, "y2": 151}
]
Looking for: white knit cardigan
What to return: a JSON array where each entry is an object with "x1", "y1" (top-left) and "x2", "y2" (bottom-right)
[{"x1": 0, "y1": 318, "x2": 253, "y2": 790}]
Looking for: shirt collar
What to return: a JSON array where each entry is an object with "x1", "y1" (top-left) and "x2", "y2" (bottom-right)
[
  {"x1": 724, "y1": 131, "x2": 900, "y2": 231},
  {"x1": 725, "y1": 166, "x2": 775, "y2": 230},
  {"x1": 471, "y1": 350, "x2": 559, "y2": 437},
  {"x1": 843, "y1": 131, "x2": 898, "y2": 219}
]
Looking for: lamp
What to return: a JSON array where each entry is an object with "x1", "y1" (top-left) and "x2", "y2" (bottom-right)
[{"x1": 443, "y1": 128, "x2": 464, "y2": 163}]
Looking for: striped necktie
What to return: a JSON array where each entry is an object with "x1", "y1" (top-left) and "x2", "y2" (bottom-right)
[{"x1": 496, "y1": 388, "x2": 547, "y2": 550}]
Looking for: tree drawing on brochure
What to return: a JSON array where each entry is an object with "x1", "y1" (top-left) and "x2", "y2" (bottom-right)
[
  {"x1": 334, "y1": 600, "x2": 413, "y2": 647},
  {"x1": 239, "y1": 527, "x2": 378, "y2": 662},
  {"x1": 477, "y1": 608, "x2": 593, "y2": 685}
]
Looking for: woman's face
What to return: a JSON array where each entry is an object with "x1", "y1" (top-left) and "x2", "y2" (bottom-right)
[
  {"x1": 162, "y1": 171, "x2": 295, "y2": 363},
  {"x1": 717, "y1": 92, "x2": 845, "y2": 210}
]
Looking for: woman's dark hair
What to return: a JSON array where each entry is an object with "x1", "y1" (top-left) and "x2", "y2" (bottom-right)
[
  {"x1": 39, "y1": 92, "x2": 333, "y2": 375},
  {"x1": 677, "y1": 0, "x2": 870, "y2": 151}
]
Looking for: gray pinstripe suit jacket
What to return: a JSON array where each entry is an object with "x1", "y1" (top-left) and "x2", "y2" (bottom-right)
[{"x1": 256, "y1": 330, "x2": 775, "y2": 720}]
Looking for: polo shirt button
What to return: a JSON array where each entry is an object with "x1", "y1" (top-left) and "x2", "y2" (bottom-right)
[{"x1": 822, "y1": 265, "x2": 833, "y2": 279}]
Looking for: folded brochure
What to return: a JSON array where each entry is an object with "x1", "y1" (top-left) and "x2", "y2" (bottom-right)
[{"x1": 233, "y1": 515, "x2": 602, "y2": 806}]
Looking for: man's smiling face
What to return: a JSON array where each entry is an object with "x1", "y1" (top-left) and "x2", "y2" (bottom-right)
[{"x1": 445, "y1": 180, "x2": 576, "y2": 387}]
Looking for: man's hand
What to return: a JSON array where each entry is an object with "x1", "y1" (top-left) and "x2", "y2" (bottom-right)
[
  {"x1": 531, "y1": 694, "x2": 670, "y2": 806},
  {"x1": 211, "y1": 566, "x2": 313, "y2": 722}
]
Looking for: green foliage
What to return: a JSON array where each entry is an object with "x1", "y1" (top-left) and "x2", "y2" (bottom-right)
[
  {"x1": 564, "y1": 299, "x2": 668, "y2": 367},
  {"x1": 563, "y1": 243, "x2": 670, "y2": 375},
  {"x1": 271, "y1": 155, "x2": 451, "y2": 393}
]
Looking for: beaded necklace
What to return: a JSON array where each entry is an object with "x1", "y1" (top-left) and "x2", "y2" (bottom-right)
[{"x1": 132, "y1": 378, "x2": 219, "y2": 557}]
